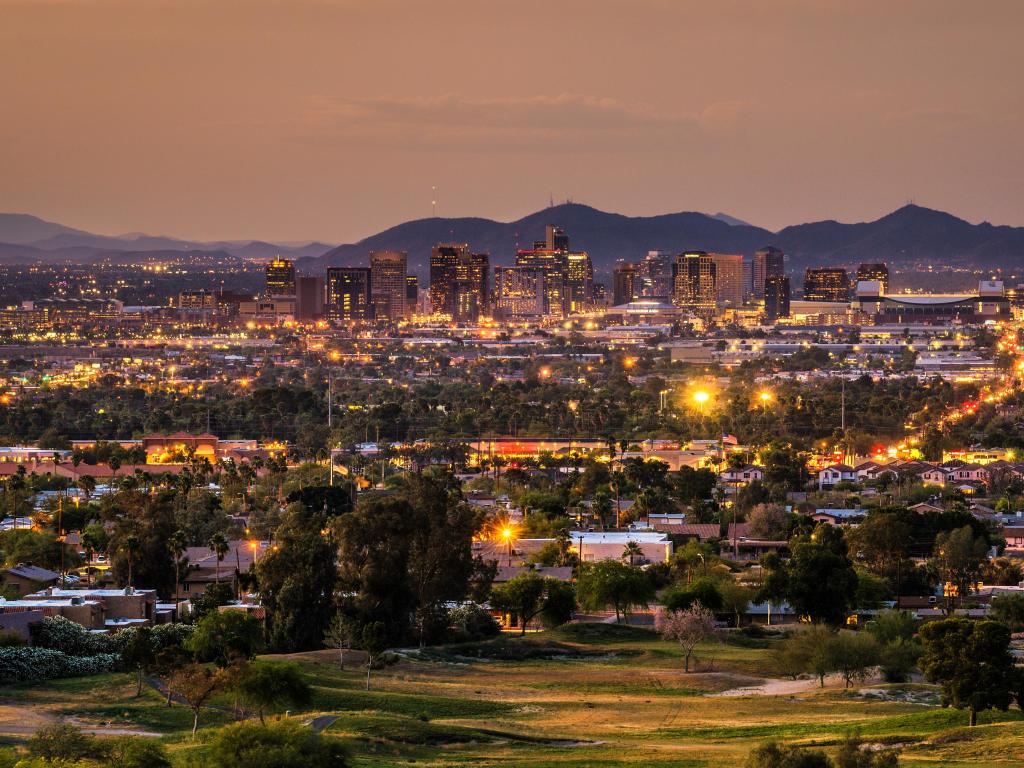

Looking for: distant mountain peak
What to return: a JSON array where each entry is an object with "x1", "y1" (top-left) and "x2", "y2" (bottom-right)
[{"x1": 711, "y1": 212, "x2": 753, "y2": 228}]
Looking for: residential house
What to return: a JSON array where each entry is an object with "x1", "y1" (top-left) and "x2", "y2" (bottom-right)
[
  {"x1": 817, "y1": 464, "x2": 857, "y2": 489},
  {"x1": 3, "y1": 564, "x2": 60, "y2": 596},
  {"x1": 720, "y1": 465, "x2": 765, "y2": 487}
]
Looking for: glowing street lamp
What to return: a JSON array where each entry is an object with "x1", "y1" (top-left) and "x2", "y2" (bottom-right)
[
  {"x1": 501, "y1": 527, "x2": 514, "y2": 567},
  {"x1": 758, "y1": 390, "x2": 773, "y2": 415}
]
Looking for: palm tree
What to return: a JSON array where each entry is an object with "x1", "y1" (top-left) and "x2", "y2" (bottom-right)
[
  {"x1": 208, "y1": 532, "x2": 230, "y2": 585},
  {"x1": 622, "y1": 541, "x2": 644, "y2": 566},
  {"x1": 77, "y1": 474, "x2": 96, "y2": 502},
  {"x1": 121, "y1": 533, "x2": 140, "y2": 588},
  {"x1": 168, "y1": 530, "x2": 188, "y2": 604}
]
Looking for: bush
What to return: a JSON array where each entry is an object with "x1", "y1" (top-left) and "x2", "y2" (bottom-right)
[
  {"x1": 0, "y1": 646, "x2": 119, "y2": 685},
  {"x1": 448, "y1": 603, "x2": 500, "y2": 642},
  {"x1": 204, "y1": 720, "x2": 349, "y2": 768},
  {"x1": 30, "y1": 616, "x2": 116, "y2": 656},
  {"x1": 107, "y1": 737, "x2": 172, "y2": 768},
  {"x1": 27, "y1": 723, "x2": 98, "y2": 762},
  {"x1": 662, "y1": 577, "x2": 724, "y2": 613}
]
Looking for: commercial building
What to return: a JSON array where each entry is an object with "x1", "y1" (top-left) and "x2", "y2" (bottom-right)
[
  {"x1": 565, "y1": 252, "x2": 594, "y2": 313},
  {"x1": 176, "y1": 290, "x2": 216, "y2": 320},
  {"x1": 641, "y1": 251, "x2": 673, "y2": 297},
  {"x1": 405, "y1": 276, "x2": 419, "y2": 318},
  {"x1": 326, "y1": 267, "x2": 372, "y2": 321},
  {"x1": 673, "y1": 251, "x2": 716, "y2": 314},
  {"x1": 265, "y1": 258, "x2": 296, "y2": 297},
  {"x1": 856, "y1": 263, "x2": 889, "y2": 293},
  {"x1": 764, "y1": 275, "x2": 791, "y2": 322},
  {"x1": 494, "y1": 267, "x2": 546, "y2": 319},
  {"x1": 515, "y1": 248, "x2": 568, "y2": 317},
  {"x1": 709, "y1": 253, "x2": 744, "y2": 308},
  {"x1": 295, "y1": 276, "x2": 323, "y2": 321},
  {"x1": 804, "y1": 268, "x2": 850, "y2": 302},
  {"x1": 613, "y1": 262, "x2": 640, "y2": 306},
  {"x1": 370, "y1": 250, "x2": 408, "y2": 322},
  {"x1": 853, "y1": 280, "x2": 1010, "y2": 323},
  {"x1": 753, "y1": 247, "x2": 785, "y2": 298},
  {"x1": 430, "y1": 244, "x2": 467, "y2": 316},
  {"x1": 453, "y1": 252, "x2": 490, "y2": 323}
]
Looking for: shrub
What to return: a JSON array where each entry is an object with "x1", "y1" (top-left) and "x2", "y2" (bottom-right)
[
  {"x1": 29, "y1": 616, "x2": 115, "y2": 656},
  {"x1": 0, "y1": 647, "x2": 119, "y2": 685},
  {"x1": 448, "y1": 603, "x2": 500, "y2": 642},
  {"x1": 107, "y1": 736, "x2": 173, "y2": 768},
  {"x1": 27, "y1": 723, "x2": 98, "y2": 762},
  {"x1": 662, "y1": 577, "x2": 724, "y2": 613},
  {"x1": 204, "y1": 720, "x2": 349, "y2": 768}
]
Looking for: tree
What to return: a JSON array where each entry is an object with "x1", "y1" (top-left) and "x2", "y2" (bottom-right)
[
  {"x1": 824, "y1": 631, "x2": 880, "y2": 688},
  {"x1": 771, "y1": 625, "x2": 834, "y2": 686},
  {"x1": 361, "y1": 620, "x2": 388, "y2": 691},
  {"x1": 933, "y1": 526, "x2": 989, "y2": 608},
  {"x1": 776, "y1": 525, "x2": 859, "y2": 625},
  {"x1": 168, "y1": 529, "x2": 188, "y2": 603},
  {"x1": 257, "y1": 507, "x2": 338, "y2": 652},
  {"x1": 663, "y1": 577, "x2": 724, "y2": 614},
  {"x1": 169, "y1": 663, "x2": 224, "y2": 737},
  {"x1": 919, "y1": 617, "x2": 1018, "y2": 726},
  {"x1": 575, "y1": 560, "x2": 654, "y2": 622},
  {"x1": 538, "y1": 579, "x2": 576, "y2": 628},
  {"x1": 719, "y1": 580, "x2": 754, "y2": 627},
  {"x1": 990, "y1": 592, "x2": 1024, "y2": 630},
  {"x1": 622, "y1": 540, "x2": 644, "y2": 565},
  {"x1": 186, "y1": 610, "x2": 264, "y2": 667},
  {"x1": 27, "y1": 723, "x2": 98, "y2": 762},
  {"x1": 490, "y1": 572, "x2": 575, "y2": 634},
  {"x1": 121, "y1": 626, "x2": 155, "y2": 697},
  {"x1": 206, "y1": 720, "x2": 349, "y2": 768},
  {"x1": 746, "y1": 504, "x2": 791, "y2": 540},
  {"x1": 656, "y1": 603, "x2": 720, "y2": 672},
  {"x1": 209, "y1": 531, "x2": 230, "y2": 585},
  {"x1": 233, "y1": 661, "x2": 312, "y2": 724},
  {"x1": 323, "y1": 613, "x2": 356, "y2": 670}
]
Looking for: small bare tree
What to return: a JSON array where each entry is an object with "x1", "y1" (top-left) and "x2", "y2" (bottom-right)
[
  {"x1": 169, "y1": 663, "x2": 224, "y2": 737},
  {"x1": 656, "y1": 602, "x2": 720, "y2": 672},
  {"x1": 324, "y1": 613, "x2": 355, "y2": 671}
]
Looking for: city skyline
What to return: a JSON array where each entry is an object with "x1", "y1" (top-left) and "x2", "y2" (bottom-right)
[{"x1": 2, "y1": 0, "x2": 1022, "y2": 243}]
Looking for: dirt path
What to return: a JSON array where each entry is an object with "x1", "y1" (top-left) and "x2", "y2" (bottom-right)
[
  {"x1": 0, "y1": 702, "x2": 160, "y2": 738},
  {"x1": 708, "y1": 673, "x2": 856, "y2": 697}
]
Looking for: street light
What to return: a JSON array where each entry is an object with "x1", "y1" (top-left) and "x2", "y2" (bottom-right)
[
  {"x1": 501, "y1": 527, "x2": 514, "y2": 567},
  {"x1": 758, "y1": 390, "x2": 773, "y2": 415}
]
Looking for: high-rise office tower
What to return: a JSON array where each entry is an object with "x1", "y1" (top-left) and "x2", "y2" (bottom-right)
[
  {"x1": 764, "y1": 275, "x2": 791, "y2": 322},
  {"x1": 613, "y1": 262, "x2": 640, "y2": 306},
  {"x1": 641, "y1": 251, "x2": 673, "y2": 297},
  {"x1": 265, "y1": 258, "x2": 296, "y2": 297},
  {"x1": 545, "y1": 225, "x2": 569, "y2": 251},
  {"x1": 295, "y1": 276, "x2": 323, "y2": 321},
  {"x1": 430, "y1": 243, "x2": 467, "y2": 316},
  {"x1": 326, "y1": 267, "x2": 371, "y2": 321},
  {"x1": 405, "y1": 276, "x2": 419, "y2": 318},
  {"x1": 593, "y1": 283, "x2": 606, "y2": 303},
  {"x1": 453, "y1": 252, "x2": 490, "y2": 323},
  {"x1": 708, "y1": 253, "x2": 744, "y2": 308},
  {"x1": 752, "y1": 247, "x2": 785, "y2": 298},
  {"x1": 565, "y1": 252, "x2": 594, "y2": 313},
  {"x1": 856, "y1": 263, "x2": 889, "y2": 293},
  {"x1": 369, "y1": 250, "x2": 408, "y2": 321},
  {"x1": 515, "y1": 247, "x2": 568, "y2": 317},
  {"x1": 494, "y1": 266, "x2": 546, "y2": 319},
  {"x1": 673, "y1": 251, "x2": 717, "y2": 313},
  {"x1": 804, "y1": 268, "x2": 850, "y2": 302}
]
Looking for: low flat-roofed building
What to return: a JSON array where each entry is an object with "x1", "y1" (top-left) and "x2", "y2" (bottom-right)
[
  {"x1": 29, "y1": 587, "x2": 157, "y2": 623},
  {"x1": 571, "y1": 530, "x2": 673, "y2": 564}
]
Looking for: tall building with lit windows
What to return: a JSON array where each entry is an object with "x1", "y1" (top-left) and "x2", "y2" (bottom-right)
[
  {"x1": 856, "y1": 263, "x2": 889, "y2": 293},
  {"x1": 613, "y1": 262, "x2": 640, "y2": 306},
  {"x1": 708, "y1": 253, "x2": 744, "y2": 307},
  {"x1": 753, "y1": 247, "x2": 785, "y2": 298},
  {"x1": 494, "y1": 267, "x2": 545, "y2": 319},
  {"x1": 326, "y1": 267, "x2": 371, "y2": 321},
  {"x1": 515, "y1": 248, "x2": 568, "y2": 317},
  {"x1": 430, "y1": 243, "x2": 467, "y2": 316},
  {"x1": 764, "y1": 275, "x2": 791, "y2": 322},
  {"x1": 565, "y1": 252, "x2": 594, "y2": 313},
  {"x1": 804, "y1": 268, "x2": 850, "y2": 302},
  {"x1": 265, "y1": 258, "x2": 296, "y2": 296},
  {"x1": 453, "y1": 252, "x2": 490, "y2": 323},
  {"x1": 369, "y1": 250, "x2": 408, "y2": 321},
  {"x1": 672, "y1": 251, "x2": 716, "y2": 314}
]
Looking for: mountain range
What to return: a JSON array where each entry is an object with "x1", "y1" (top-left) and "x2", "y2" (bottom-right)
[{"x1": 3, "y1": 205, "x2": 1024, "y2": 278}]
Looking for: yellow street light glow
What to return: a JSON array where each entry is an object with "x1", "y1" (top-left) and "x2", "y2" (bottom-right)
[
  {"x1": 501, "y1": 527, "x2": 513, "y2": 540},
  {"x1": 693, "y1": 390, "x2": 710, "y2": 405},
  {"x1": 759, "y1": 391, "x2": 773, "y2": 403}
]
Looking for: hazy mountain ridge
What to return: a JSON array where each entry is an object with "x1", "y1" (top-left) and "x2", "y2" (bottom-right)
[{"x1": 3, "y1": 204, "x2": 1024, "y2": 277}]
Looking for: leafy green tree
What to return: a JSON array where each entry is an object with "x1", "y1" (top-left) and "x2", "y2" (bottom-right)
[
  {"x1": 121, "y1": 626, "x2": 155, "y2": 697},
  {"x1": 990, "y1": 593, "x2": 1024, "y2": 630},
  {"x1": 662, "y1": 578, "x2": 724, "y2": 613},
  {"x1": 771, "y1": 625, "x2": 835, "y2": 686},
  {"x1": 257, "y1": 507, "x2": 337, "y2": 652},
  {"x1": 490, "y1": 572, "x2": 575, "y2": 634},
  {"x1": 920, "y1": 618, "x2": 1019, "y2": 726},
  {"x1": 205, "y1": 720, "x2": 349, "y2": 768},
  {"x1": 186, "y1": 610, "x2": 264, "y2": 667},
  {"x1": 766, "y1": 525, "x2": 858, "y2": 626},
  {"x1": 824, "y1": 631, "x2": 881, "y2": 688},
  {"x1": 233, "y1": 661, "x2": 312, "y2": 724},
  {"x1": 932, "y1": 526, "x2": 989, "y2": 608},
  {"x1": 576, "y1": 560, "x2": 655, "y2": 622},
  {"x1": 27, "y1": 722, "x2": 98, "y2": 762},
  {"x1": 208, "y1": 532, "x2": 230, "y2": 585}
]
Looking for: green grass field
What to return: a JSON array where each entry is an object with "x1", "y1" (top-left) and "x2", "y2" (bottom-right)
[{"x1": 2, "y1": 624, "x2": 1023, "y2": 767}]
